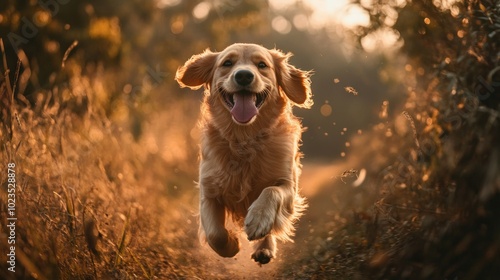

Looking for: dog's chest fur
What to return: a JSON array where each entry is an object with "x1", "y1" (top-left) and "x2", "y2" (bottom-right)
[{"x1": 199, "y1": 120, "x2": 300, "y2": 220}]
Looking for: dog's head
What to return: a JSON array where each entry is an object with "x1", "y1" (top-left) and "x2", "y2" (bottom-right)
[{"x1": 176, "y1": 43, "x2": 312, "y2": 125}]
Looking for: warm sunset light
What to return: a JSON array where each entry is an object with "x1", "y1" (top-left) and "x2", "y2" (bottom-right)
[
  {"x1": 2, "y1": 1, "x2": 499, "y2": 279},
  {"x1": 280, "y1": 0, "x2": 370, "y2": 29}
]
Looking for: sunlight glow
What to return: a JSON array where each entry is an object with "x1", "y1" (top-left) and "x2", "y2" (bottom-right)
[
  {"x1": 268, "y1": 0, "x2": 290, "y2": 11},
  {"x1": 157, "y1": 0, "x2": 181, "y2": 9},
  {"x1": 269, "y1": 0, "x2": 371, "y2": 30},
  {"x1": 361, "y1": 28, "x2": 402, "y2": 52},
  {"x1": 433, "y1": 0, "x2": 461, "y2": 10},
  {"x1": 193, "y1": 2, "x2": 210, "y2": 21},
  {"x1": 339, "y1": 4, "x2": 370, "y2": 29}
]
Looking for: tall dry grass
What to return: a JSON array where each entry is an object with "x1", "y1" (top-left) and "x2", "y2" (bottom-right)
[{"x1": 0, "y1": 46, "x2": 205, "y2": 279}]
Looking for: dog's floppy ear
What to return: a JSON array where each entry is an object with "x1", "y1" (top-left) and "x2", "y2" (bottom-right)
[
  {"x1": 270, "y1": 49, "x2": 313, "y2": 108},
  {"x1": 176, "y1": 49, "x2": 218, "y2": 90}
]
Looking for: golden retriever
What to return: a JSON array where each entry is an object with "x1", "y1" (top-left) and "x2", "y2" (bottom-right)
[{"x1": 175, "y1": 43, "x2": 312, "y2": 264}]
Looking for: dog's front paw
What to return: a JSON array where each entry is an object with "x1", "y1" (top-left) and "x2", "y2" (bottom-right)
[
  {"x1": 251, "y1": 248, "x2": 275, "y2": 264},
  {"x1": 244, "y1": 203, "x2": 276, "y2": 241}
]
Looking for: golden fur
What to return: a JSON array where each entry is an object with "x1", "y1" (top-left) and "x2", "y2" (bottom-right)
[{"x1": 175, "y1": 43, "x2": 312, "y2": 264}]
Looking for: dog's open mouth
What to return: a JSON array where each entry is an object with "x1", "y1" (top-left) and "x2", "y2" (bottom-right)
[{"x1": 221, "y1": 90, "x2": 267, "y2": 124}]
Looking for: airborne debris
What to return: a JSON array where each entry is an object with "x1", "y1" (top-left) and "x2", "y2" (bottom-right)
[
  {"x1": 340, "y1": 169, "x2": 359, "y2": 184},
  {"x1": 344, "y1": 86, "x2": 358, "y2": 96},
  {"x1": 379, "y1": 101, "x2": 389, "y2": 119},
  {"x1": 62, "y1": 40, "x2": 79, "y2": 68}
]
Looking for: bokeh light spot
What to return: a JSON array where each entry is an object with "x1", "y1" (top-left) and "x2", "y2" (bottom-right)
[
  {"x1": 272, "y1": 16, "x2": 292, "y2": 34},
  {"x1": 193, "y1": 2, "x2": 210, "y2": 21},
  {"x1": 293, "y1": 14, "x2": 308, "y2": 31},
  {"x1": 171, "y1": 18, "x2": 184, "y2": 34},
  {"x1": 320, "y1": 104, "x2": 332, "y2": 117}
]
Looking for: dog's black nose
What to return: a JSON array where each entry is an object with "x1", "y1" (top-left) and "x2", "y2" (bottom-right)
[{"x1": 234, "y1": 70, "x2": 254, "y2": 86}]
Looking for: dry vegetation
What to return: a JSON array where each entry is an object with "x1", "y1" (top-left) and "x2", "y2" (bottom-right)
[
  {"x1": 0, "y1": 50, "x2": 207, "y2": 278},
  {"x1": 284, "y1": 1, "x2": 500, "y2": 279}
]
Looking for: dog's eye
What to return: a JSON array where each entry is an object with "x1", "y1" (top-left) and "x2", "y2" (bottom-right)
[
  {"x1": 222, "y1": 60, "x2": 233, "y2": 67},
  {"x1": 257, "y1": 62, "x2": 267, "y2": 69}
]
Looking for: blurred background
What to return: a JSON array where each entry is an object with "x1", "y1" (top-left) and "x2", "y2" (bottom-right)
[{"x1": 1, "y1": 0, "x2": 408, "y2": 162}]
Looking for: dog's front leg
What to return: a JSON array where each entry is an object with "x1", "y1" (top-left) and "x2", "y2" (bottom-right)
[
  {"x1": 200, "y1": 196, "x2": 240, "y2": 257},
  {"x1": 244, "y1": 185, "x2": 295, "y2": 241},
  {"x1": 251, "y1": 235, "x2": 276, "y2": 264}
]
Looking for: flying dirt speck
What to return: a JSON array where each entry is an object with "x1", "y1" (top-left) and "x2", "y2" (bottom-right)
[{"x1": 344, "y1": 86, "x2": 358, "y2": 96}]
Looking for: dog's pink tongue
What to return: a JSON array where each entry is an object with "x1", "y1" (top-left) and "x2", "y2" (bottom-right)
[{"x1": 231, "y1": 92, "x2": 258, "y2": 124}]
